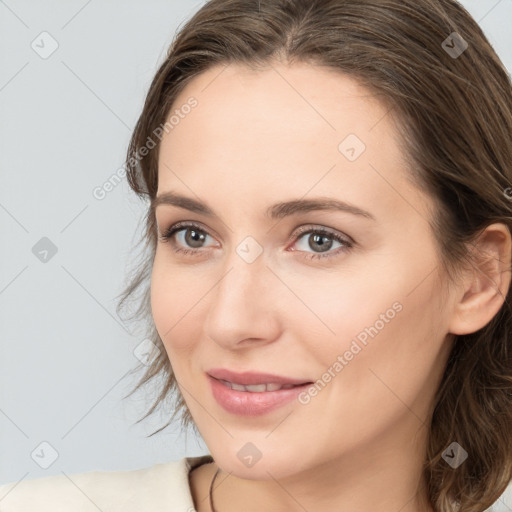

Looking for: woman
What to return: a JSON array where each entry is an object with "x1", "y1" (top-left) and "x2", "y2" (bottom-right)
[{"x1": 1, "y1": 0, "x2": 511, "y2": 511}]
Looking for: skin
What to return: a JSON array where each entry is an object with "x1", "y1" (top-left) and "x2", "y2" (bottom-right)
[{"x1": 150, "y1": 61, "x2": 511, "y2": 512}]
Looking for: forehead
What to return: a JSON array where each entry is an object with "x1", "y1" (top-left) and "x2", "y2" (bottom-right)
[
  {"x1": 156, "y1": 62, "x2": 429, "y2": 224},
  {"x1": 166, "y1": 61, "x2": 394, "y2": 141}
]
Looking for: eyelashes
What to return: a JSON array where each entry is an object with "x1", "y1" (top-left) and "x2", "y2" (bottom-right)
[{"x1": 158, "y1": 221, "x2": 354, "y2": 261}]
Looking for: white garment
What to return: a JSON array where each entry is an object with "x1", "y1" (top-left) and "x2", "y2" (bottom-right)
[{"x1": 0, "y1": 454, "x2": 214, "y2": 512}]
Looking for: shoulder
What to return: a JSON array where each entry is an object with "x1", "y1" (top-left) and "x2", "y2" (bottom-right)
[{"x1": 0, "y1": 455, "x2": 213, "y2": 512}]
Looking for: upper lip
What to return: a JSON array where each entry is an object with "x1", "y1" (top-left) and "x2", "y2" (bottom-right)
[{"x1": 207, "y1": 368, "x2": 312, "y2": 386}]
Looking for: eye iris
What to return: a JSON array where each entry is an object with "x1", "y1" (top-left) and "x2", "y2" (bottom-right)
[
  {"x1": 309, "y1": 233, "x2": 333, "y2": 253},
  {"x1": 185, "y1": 228, "x2": 206, "y2": 248}
]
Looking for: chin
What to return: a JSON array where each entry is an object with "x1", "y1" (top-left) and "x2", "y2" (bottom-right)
[{"x1": 207, "y1": 440, "x2": 308, "y2": 481}]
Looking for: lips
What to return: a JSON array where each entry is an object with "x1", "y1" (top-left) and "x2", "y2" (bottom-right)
[
  {"x1": 207, "y1": 374, "x2": 311, "y2": 416},
  {"x1": 207, "y1": 368, "x2": 312, "y2": 387},
  {"x1": 206, "y1": 368, "x2": 314, "y2": 415}
]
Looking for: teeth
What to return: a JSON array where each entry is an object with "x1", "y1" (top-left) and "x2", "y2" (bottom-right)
[
  {"x1": 219, "y1": 379, "x2": 301, "y2": 392},
  {"x1": 243, "y1": 384, "x2": 268, "y2": 392}
]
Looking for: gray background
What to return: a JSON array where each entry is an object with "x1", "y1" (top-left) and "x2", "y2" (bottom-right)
[{"x1": 1, "y1": 0, "x2": 511, "y2": 509}]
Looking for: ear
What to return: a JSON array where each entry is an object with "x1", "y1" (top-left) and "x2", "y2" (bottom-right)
[{"x1": 449, "y1": 223, "x2": 512, "y2": 336}]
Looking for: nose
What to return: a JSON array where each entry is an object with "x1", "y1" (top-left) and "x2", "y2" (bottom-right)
[{"x1": 203, "y1": 248, "x2": 282, "y2": 350}]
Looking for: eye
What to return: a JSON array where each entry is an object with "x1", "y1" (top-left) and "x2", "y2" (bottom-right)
[
  {"x1": 158, "y1": 222, "x2": 354, "y2": 261},
  {"x1": 158, "y1": 221, "x2": 217, "y2": 257},
  {"x1": 290, "y1": 226, "x2": 354, "y2": 261}
]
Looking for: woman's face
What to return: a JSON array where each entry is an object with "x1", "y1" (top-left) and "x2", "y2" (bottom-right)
[{"x1": 151, "y1": 62, "x2": 456, "y2": 481}]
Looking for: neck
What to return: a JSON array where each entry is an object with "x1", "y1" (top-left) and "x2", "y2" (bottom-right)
[{"x1": 208, "y1": 425, "x2": 435, "y2": 512}]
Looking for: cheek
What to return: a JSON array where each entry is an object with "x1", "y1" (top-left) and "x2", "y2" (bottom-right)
[
  {"x1": 298, "y1": 249, "x2": 447, "y2": 390},
  {"x1": 149, "y1": 254, "x2": 206, "y2": 355},
  {"x1": 320, "y1": 271, "x2": 447, "y2": 426},
  {"x1": 283, "y1": 262, "x2": 407, "y2": 356}
]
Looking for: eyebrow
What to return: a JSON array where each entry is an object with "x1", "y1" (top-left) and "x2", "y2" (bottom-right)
[{"x1": 151, "y1": 191, "x2": 376, "y2": 221}]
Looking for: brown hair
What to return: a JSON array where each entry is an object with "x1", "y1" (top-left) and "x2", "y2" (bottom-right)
[{"x1": 116, "y1": 1, "x2": 512, "y2": 510}]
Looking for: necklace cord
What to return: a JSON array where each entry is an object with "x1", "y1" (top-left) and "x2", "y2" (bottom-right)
[{"x1": 208, "y1": 466, "x2": 221, "y2": 512}]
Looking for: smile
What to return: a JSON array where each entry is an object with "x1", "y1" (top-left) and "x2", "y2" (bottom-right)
[
  {"x1": 217, "y1": 379, "x2": 305, "y2": 392},
  {"x1": 208, "y1": 374, "x2": 314, "y2": 416}
]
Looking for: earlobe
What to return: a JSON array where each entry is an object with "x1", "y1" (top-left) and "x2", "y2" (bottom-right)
[{"x1": 448, "y1": 223, "x2": 512, "y2": 336}]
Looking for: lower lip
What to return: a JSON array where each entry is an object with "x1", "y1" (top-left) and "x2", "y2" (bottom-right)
[{"x1": 208, "y1": 375, "x2": 312, "y2": 416}]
